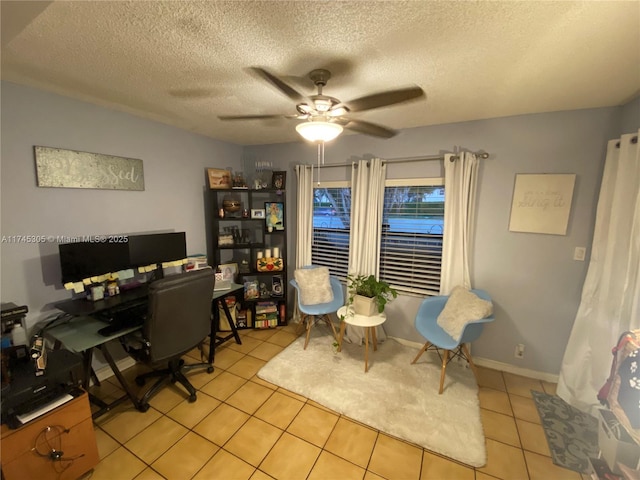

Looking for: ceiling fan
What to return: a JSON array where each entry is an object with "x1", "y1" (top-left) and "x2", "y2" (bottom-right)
[{"x1": 218, "y1": 67, "x2": 425, "y2": 141}]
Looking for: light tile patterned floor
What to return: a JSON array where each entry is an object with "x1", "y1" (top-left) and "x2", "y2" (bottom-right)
[{"x1": 87, "y1": 325, "x2": 589, "y2": 480}]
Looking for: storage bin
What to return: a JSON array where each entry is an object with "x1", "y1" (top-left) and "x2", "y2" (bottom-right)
[{"x1": 598, "y1": 408, "x2": 640, "y2": 474}]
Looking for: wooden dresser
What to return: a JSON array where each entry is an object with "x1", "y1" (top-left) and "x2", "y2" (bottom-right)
[{"x1": 1, "y1": 390, "x2": 99, "y2": 480}]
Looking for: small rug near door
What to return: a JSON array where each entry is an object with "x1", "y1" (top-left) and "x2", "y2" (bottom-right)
[
  {"x1": 258, "y1": 330, "x2": 486, "y2": 467},
  {"x1": 532, "y1": 390, "x2": 599, "y2": 473}
]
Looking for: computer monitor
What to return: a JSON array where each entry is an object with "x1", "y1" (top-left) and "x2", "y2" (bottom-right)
[
  {"x1": 59, "y1": 241, "x2": 130, "y2": 284},
  {"x1": 127, "y1": 232, "x2": 187, "y2": 267},
  {"x1": 59, "y1": 232, "x2": 187, "y2": 284}
]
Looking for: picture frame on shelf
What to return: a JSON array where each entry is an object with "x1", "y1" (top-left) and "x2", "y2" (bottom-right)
[
  {"x1": 272, "y1": 275, "x2": 284, "y2": 297},
  {"x1": 218, "y1": 263, "x2": 238, "y2": 282},
  {"x1": 251, "y1": 208, "x2": 265, "y2": 219},
  {"x1": 208, "y1": 168, "x2": 231, "y2": 189},
  {"x1": 244, "y1": 280, "x2": 259, "y2": 300},
  {"x1": 271, "y1": 171, "x2": 286, "y2": 190},
  {"x1": 265, "y1": 202, "x2": 284, "y2": 230}
]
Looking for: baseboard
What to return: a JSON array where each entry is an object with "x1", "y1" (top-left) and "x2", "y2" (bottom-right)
[
  {"x1": 93, "y1": 357, "x2": 137, "y2": 383},
  {"x1": 99, "y1": 338, "x2": 560, "y2": 384},
  {"x1": 473, "y1": 357, "x2": 559, "y2": 383},
  {"x1": 390, "y1": 336, "x2": 559, "y2": 384}
]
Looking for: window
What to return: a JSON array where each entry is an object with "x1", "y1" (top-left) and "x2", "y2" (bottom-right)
[
  {"x1": 379, "y1": 180, "x2": 444, "y2": 295},
  {"x1": 311, "y1": 178, "x2": 444, "y2": 296},
  {"x1": 312, "y1": 183, "x2": 350, "y2": 280}
]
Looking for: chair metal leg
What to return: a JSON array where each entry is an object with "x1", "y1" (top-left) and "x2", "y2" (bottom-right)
[
  {"x1": 302, "y1": 313, "x2": 340, "y2": 350},
  {"x1": 461, "y1": 343, "x2": 478, "y2": 377},
  {"x1": 439, "y1": 349, "x2": 449, "y2": 394},
  {"x1": 411, "y1": 341, "x2": 431, "y2": 364},
  {"x1": 294, "y1": 320, "x2": 306, "y2": 337},
  {"x1": 303, "y1": 315, "x2": 312, "y2": 349},
  {"x1": 321, "y1": 314, "x2": 339, "y2": 341}
]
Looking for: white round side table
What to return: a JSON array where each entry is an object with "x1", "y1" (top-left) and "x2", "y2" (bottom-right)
[{"x1": 337, "y1": 306, "x2": 387, "y2": 372}]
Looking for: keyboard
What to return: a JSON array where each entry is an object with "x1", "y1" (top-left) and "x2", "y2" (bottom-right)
[
  {"x1": 95, "y1": 299, "x2": 147, "y2": 323},
  {"x1": 97, "y1": 302, "x2": 147, "y2": 337}
]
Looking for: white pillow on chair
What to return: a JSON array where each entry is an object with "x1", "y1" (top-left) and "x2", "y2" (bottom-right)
[
  {"x1": 294, "y1": 267, "x2": 334, "y2": 305},
  {"x1": 437, "y1": 286, "x2": 493, "y2": 341}
]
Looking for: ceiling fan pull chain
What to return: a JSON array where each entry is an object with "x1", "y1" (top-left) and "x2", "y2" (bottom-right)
[{"x1": 317, "y1": 143, "x2": 322, "y2": 185}]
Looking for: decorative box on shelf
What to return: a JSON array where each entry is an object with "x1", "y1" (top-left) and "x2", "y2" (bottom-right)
[
  {"x1": 218, "y1": 234, "x2": 234, "y2": 246},
  {"x1": 257, "y1": 257, "x2": 283, "y2": 272}
]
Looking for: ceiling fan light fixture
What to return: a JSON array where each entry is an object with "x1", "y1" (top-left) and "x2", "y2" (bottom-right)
[
  {"x1": 296, "y1": 120, "x2": 343, "y2": 142},
  {"x1": 314, "y1": 99, "x2": 332, "y2": 112},
  {"x1": 296, "y1": 104, "x2": 313, "y2": 114},
  {"x1": 328, "y1": 106, "x2": 349, "y2": 117}
]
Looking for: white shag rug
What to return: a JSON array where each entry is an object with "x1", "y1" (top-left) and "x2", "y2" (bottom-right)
[{"x1": 258, "y1": 330, "x2": 486, "y2": 467}]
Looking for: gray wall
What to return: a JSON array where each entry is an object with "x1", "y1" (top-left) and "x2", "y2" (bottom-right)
[
  {"x1": 2, "y1": 79, "x2": 636, "y2": 376},
  {"x1": 245, "y1": 106, "x2": 631, "y2": 375},
  {"x1": 1, "y1": 81, "x2": 243, "y2": 327},
  {"x1": 619, "y1": 96, "x2": 640, "y2": 134}
]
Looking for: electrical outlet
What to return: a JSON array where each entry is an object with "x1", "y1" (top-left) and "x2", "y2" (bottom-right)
[
  {"x1": 574, "y1": 247, "x2": 586, "y2": 261},
  {"x1": 515, "y1": 344, "x2": 525, "y2": 359}
]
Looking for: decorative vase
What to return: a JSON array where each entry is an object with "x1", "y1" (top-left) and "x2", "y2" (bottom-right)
[{"x1": 353, "y1": 295, "x2": 377, "y2": 316}]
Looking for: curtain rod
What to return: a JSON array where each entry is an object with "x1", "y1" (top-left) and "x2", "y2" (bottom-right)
[{"x1": 305, "y1": 151, "x2": 490, "y2": 169}]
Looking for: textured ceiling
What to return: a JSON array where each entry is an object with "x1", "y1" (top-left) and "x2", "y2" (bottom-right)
[{"x1": 2, "y1": 1, "x2": 639, "y2": 145}]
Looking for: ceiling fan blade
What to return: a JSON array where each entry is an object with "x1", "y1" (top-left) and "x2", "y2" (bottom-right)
[
  {"x1": 344, "y1": 119, "x2": 398, "y2": 138},
  {"x1": 343, "y1": 86, "x2": 425, "y2": 113},
  {"x1": 218, "y1": 114, "x2": 286, "y2": 121},
  {"x1": 251, "y1": 67, "x2": 307, "y2": 103}
]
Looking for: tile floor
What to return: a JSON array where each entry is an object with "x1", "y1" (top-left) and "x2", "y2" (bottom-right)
[{"x1": 86, "y1": 325, "x2": 590, "y2": 480}]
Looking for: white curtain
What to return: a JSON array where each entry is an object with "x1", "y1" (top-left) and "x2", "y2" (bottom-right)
[
  {"x1": 346, "y1": 158, "x2": 387, "y2": 344},
  {"x1": 440, "y1": 152, "x2": 480, "y2": 294},
  {"x1": 293, "y1": 164, "x2": 314, "y2": 322},
  {"x1": 557, "y1": 130, "x2": 640, "y2": 413}
]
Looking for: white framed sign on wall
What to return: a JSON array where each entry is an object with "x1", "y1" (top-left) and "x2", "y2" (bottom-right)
[{"x1": 508, "y1": 173, "x2": 576, "y2": 235}]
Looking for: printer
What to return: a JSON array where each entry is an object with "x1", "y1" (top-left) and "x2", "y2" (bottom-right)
[{"x1": 1, "y1": 349, "x2": 83, "y2": 429}]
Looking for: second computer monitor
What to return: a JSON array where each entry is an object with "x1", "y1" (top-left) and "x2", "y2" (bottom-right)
[{"x1": 127, "y1": 232, "x2": 187, "y2": 267}]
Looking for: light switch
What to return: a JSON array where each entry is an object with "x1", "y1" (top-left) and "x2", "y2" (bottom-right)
[{"x1": 574, "y1": 247, "x2": 586, "y2": 261}]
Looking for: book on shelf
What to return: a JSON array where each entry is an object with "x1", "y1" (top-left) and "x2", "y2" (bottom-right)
[
  {"x1": 254, "y1": 308, "x2": 279, "y2": 329},
  {"x1": 254, "y1": 317, "x2": 278, "y2": 329},
  {"x1": 255, "y1": 301, "x2": 277, "y2": 314}
]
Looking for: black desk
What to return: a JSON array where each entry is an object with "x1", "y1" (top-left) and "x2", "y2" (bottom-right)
[
  {"x1": 210, "y1": 283, "x2": 244, "y2": 363},
  {"x1": 49, "y1": 283, "x2": 244, "y2": 416},
  {"x1": 55, "y1": 284, "x2": 149, "y2": 316},
  {"x1": 46, "y1": 315, "x2": 144, "y2": 418},
  {"x1": 54, "y1": 281, "x2": 245, "y2": 363}
]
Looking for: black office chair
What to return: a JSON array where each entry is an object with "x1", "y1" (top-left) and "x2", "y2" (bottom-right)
[{"x1": 122, "y1": 269, "x2": 215, "y2": 411}]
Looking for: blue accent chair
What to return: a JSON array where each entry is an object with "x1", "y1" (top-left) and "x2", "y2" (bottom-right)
[
  {"x1": 290, "y1": 275, "x2": 344, "y2": 349},
  {"x1": 411, "y1": 289, "x2": 494, "y2": 394}
]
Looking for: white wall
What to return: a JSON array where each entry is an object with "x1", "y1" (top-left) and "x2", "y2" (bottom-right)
[
  {"x1": 245, "y1": 105, "x2": 631, "y2": 375},
  {"x1": 1, "y1": 81, "x2": 243, "y2": 328}
]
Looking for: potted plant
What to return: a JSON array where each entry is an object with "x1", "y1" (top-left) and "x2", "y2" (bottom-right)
[{"x1": 346, "y1": 274, "x2": 398, "y2": 316}]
